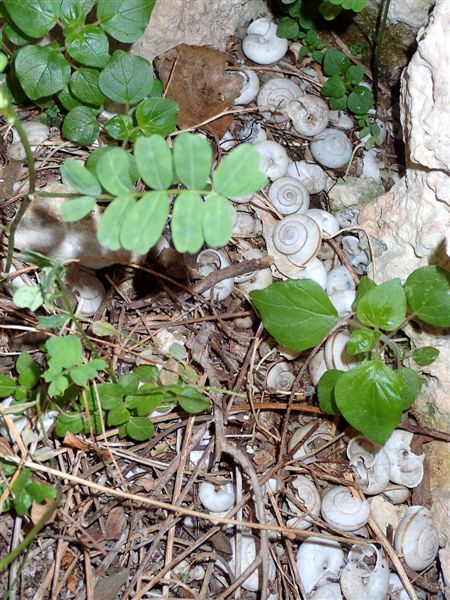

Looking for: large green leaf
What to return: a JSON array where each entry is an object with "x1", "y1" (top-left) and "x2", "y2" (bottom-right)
[
  {"x1": 69, "y1": 68, "x2": 105, "y2": 107},
  {"x1": 134, "y1": 135, "x2": 173, "y2": 189},
  {"x1": 65, "y1": 25, "x2": 109, "y2": 68},
  {"x1": 347, "y1": 85, "x2": 373, "y2": 115},
  {"x1": 202, "y1": 193, "x2": 233, "y2": 248},
  {"x1": 120, "y1": 192, "x2": 169, "y2": 254},
  {"x1": 335, "y1": 359, "x2": 403, "y2": 444},
  {"x1": 97, "y1": 195, "x2": 135, "y2": 250},
  {"x1": 173, "y1": 133, "x2": 212, "y2": 190},
  {"x1": 171, "y1": 192, "x2": 204, "y2": 253},
  {"x1": 3, "y1": 0, "x2": 59, "y2": 38},
  {"x1": 136, "y1": 97, "x2": 179, "y2": 137},
  {"x1": 45, "y1": 335, "x2": 82, "y2": 370},
  {"x1": 99, "y1": 50, "x2": 153, "y2": 104},
  {"x1": 250, "y1": 280, "x2": 339, "y2": 352},
  {"x1": 397, "y1": 367, "x2": 422, "y2": 410},
  {"x1": 62, "y1": 106, "x2": 99, "y2": 145},
  {"x1": 321, "y1": 75, "x2": 346, "y2": 98},
  {"x1": 323, "y1": 48, "x2": 349, "y2": 76},
  {"x1": 15, "y1": 45, "x2": 70, "y2": 100},
  {"x1": 96, "y1": 147, "x2": 134, "y2": 195},
  {"x1": 405, "y1": 266, "x2": 450, "y2": 327},
  {"x1": 213, "y1": 144, "x2": 268, "y2": 199},
  {"x1": 60, "y1": 159, "x2": 102, "y2": 196},
  {"x1": 97, "y1": 0, "x2": 155, "y2": 43},
  {"x1": 356, "y1": 278, "x2": 406, "y2": 331},
  {"x1": 96, "y1": 383, "x2": 124, "y2": 410}
]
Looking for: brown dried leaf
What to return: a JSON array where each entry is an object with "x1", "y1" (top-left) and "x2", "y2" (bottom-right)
[
  {"x1": 94, "y1": 568, "x2": 129, "y2": 600},
  {"x1": 30, "y1": 497, "x2": 57, "y2": 526},
  {"x1": 210, "y1": 531, "x2": 232, "y2": 555},
  {"x1": 104, "y1": 506, "x2": 127, "y2": 540},
  {"x1": 63, "y1": 431, "x2": 91, "y2": 451},
  {"x1": 155, "y1": 44, "x2": 242, "y2": 137},
  {"x1": 134, "y1": 475, "x2": 155, "y2": 492}
]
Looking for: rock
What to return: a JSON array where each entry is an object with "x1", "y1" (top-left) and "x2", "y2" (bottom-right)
[
  {"x1": 368, "y1": 0, "x2": 436, "y2": 29},
  {"x1": 327, "y1": 176, "x2": 385, "y2": 213},
  {"x1": 423, "y1": 442, "x2": 450, "y2": 547},
  {"x1": 132, "y1": 0, "x2": 270, "y2": 62},
  {"x1": 368, "y1": 496, "x2": 406, "y2": 535}
]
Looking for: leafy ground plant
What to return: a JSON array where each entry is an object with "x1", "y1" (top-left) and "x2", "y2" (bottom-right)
[{"x1": 251, "y1": 265, "x2": 450, "y2": 444}]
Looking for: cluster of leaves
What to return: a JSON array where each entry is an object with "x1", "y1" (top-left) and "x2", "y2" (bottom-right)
[
  {"x1": 0, "y1": 0, "x2": 174, "y2": 145},
  {"x1": 251, "y1": 265, "x2": 450, "y2": 444},
  {"x1": 57, "y1": 135, "x2": 268, "y2": 255},
  {"x1": 0, "y1": 461, "x2": 56, "y2": 517}
]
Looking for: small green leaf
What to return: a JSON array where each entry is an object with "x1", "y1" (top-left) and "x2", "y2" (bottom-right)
[
  {"x1": 251, "y1": 280, "x2": 339, "y2": 352},
  {"x1": 202, "y1": 193, "x2": 233, "y2": 248},
  {"x1": 0, "y1": 375, "x2": 16, "y2": 398},
  {"x1": 37, "y1": 315, "x2": 69, "y2": 329},
  {"x1": 347, "y1": 64, "x2": 365, "y2": 85},
  {"x1": 69, "y1": 68, "x2": 105, "y2": 107},
  {"x1": 347, "y1": 85, "x2": 373, "y2": 115},
  {"x1": 107, "y1": 405, "x2": 130, "y2": 426},
  {"x1": 134, "y1": 365, "x2": 159, "y2": 383},
  {"x1": 13, "y1": 489, "x2": 33, "y2": 516},
  {"x1": 319, "y1": 1, "x2": 342, "y2": 20},
  {"x1": 3, "y1": 0, "x2": 59, "y2": 38},
  {"x1": 321, "y1": 75, "x2": 347, "y2": 98},
  {"x1": 213, "y1": 144, "x2": 268, "y2": 199},
  {"x1": 171, "y1": 192, "x2": 204, "y2": 254},
  {"x1": 55, "y1": 412, "x2": 84, "y2": 436},
  {"x1": 329, "y1": 96, "x2": 348, "y2": 111},
  {"x1": 356, "y1": 278, "x2": 406, "y2": 331},
  {"x1": 97, "y1": 0, "x2": 155, "y2": 43},
  {"x1": 60, "y1": 0, "x2": 94, "y2": 25},
  {"x1": 335, "y1": 359, "x2": 403, "y2": 444},
  {"x1": 276, "y1": 17, "x2": 300, "y2": 39},
  {"x1": 134, "y1": 135, "x2": 173, "y2": 190},
  {"x1": 398, "y1": 367, "x2": 422, "y2": 410},
  {"x1": 104, "y1": 115, "x2": 135, "y2": 141},
  {"x1": 97, "y1": 195, "x2": 135, "y2": 251},
  {"x1": 60, "y1": 196, "x2": 96, "y2": 222},
  {"x1": 323, "y1": 49, "x2": 349, "y2": 76},
  {"x1": 405, "y1": 266, "x2": 450, "y2": 327},
  {"x1": 173, "y1": 133, "x2": 212, "y2": 190},
  {"x1": 45, "y1": 335, "x2": 82, "y2": 370},
  {"x1": 18, "y1": 364, "x2": 40, "y2": 389},
  {"x1": 61, "y1": 159, "x2": 102, "y2": 196},
  {"x1": 99, "y1": 50, "x2": 153, "y2": 105},
  {"x1": 15, "y1": 45, "x2": 70, "y2": 100},
  {"x1": 91, "y1": 321, "x2": 119, "y2": 337},
  {"x1": 120, "y1": 191, "x2": 169, "y2": 255},
  {"x1": 96, "y1": 147, "x2": 134, "y2": 195},
  {"x1": 13, "y1": 285, "x2": 45, "y2": 311},
  {"x1": 27, "y1": 481, "x2": 57, "y2": 503},
  {"x1": 65, "y1": 25, "x2": 109, "y2": 68},
  {"x1": 136, "y1": 97, "x2": 179, "y2": 137},
  {"x1": 70, "y1": 364, "x2": 99, "y2": 387},
  {"x1": 412, "y1": 347, "x2": 440, "y2": 367},
  {"x1": 86, "y1": 147, "x2": 140, "y2": 184},
  {"x1": 62, "y1": 106, "x2": 99, "y2": 145},
  {"x1": 96, "y1": 383, "x2": 124, "y2": 410},
  {"x1": 347, "y1": 329, "x2": 379, "y2": 355},
  {"x1": 177, "y1": 387, "x2": 211, "y2": 414},
  {"x1": 15, "y1": 352, "x2": 34, "y2": 374},
  {"x1": 48, "y1": 375, "x2": 70, "y2": 397},
  {"x1": 126, "y1": 416, "x2": 155, "y2": 441},
  {"x1": 58, "y1": 86, "x2": 83, "y2": 111}
]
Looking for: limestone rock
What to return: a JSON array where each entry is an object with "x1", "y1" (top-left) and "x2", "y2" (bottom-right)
[
  {"x1": 368, "y1": 0, "x2": 436, "y2": 29},
  {"x1": 327, "y1": 176, "x2": 384, "y2": 213},
  {"x1": 132, "y1": 0, "x2": 270, "y2": 63}
]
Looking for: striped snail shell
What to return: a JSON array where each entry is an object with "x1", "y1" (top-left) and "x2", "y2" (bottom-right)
[{"x1": 268, "y1": 176, "x2": 310, "y2": 215}]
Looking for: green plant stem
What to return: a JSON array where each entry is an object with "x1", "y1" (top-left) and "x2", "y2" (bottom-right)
[
  {"x1": 0, "y1": 494, "x2": 59, "y2": 572},
  {"x1": 372, "y1": 0, "x2": 391, "y2": 110}
]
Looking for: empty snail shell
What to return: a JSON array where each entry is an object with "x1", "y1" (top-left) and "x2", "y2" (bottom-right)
[
  {"x1": 308, "y1": 348, "x2": 328, "y2": 387},
  {"x1": 329, "y1": 110, "x2": 354, "y2": 130},
  {"x1": 272, "y1": 214, "x2": 322, "y2": 266},
  {"x1": 305, "y1": 208, "x2": 340, "y2": 238},
  {"x1": 199, "y1": 481, "x2": 235, "y2": 513},
  {"x1": 296, "y1": 536, "x2": 345, "y2": 594},
  {"x1": 268, "y1": 176, "x2": 310, "y2": 215},
  {"x1": 321, "y1": 485, "x2": 370, "y2": 531},
  {"x1": 347, "y1": 437, "x2": 391, "y2": 495},
  {"x1": 309, "y1": 584, "x2": 343, "y2": 600},
  {"x1": 291, "y1": 257, "x2": 328, "y2": 289},
  {"x1": 394, "y1": 506, "x2": 439, "y2": 571},
  {"x1": 257, "y1": 77, "x2": 303, "y2": 123},
  {"x1": 229, "y1": 533, "x2": 276, "y2": 591},
  {"x1": 233, "y1": 210, "x2": 258, "y2": 235},
  {"x1": 326, "y1": 266, "x2": 356, "y2": 295},
  {"x1": 287, "y1": 475, "x2": 321, "y2": 530},
  {"x1": 289, "y1": 422, "x2": 334, "y2": 464},
  {"x1": 238, "y1": 120, "x2": 267, "y2": 145},
  {"x1": 253, "y1": 140, "x2": 289, "y2": 180},
  {"x1": 310, "y1": 128, "x2": 352, "y2": 169},
  {"x1": 382, "y1": 484, "x2": 410, "y2": 504},
  {"x1": 235, "y1": 248, "x2": 263, "y2": 283},
  {"x1": 8, "y1": 121, "x2": 50, "y2": 161},
  {"x1": 242, "y1": 18, "x2": 288, "y2": 65},
  {"x1": 238, "y1": 267, "x2": 273, "y2": 294},
  {"x1": 234, "y1": 69, "x2": 260, "y2": 105},
  {"x1": 64, "y1": 267, "x2": 106, "y2": 317},
  {"x1": 340, "y1": 544, "x2": 389, "y2": 600},
  {"x1": 266, "y1": 361, "x2": 295, "y2": 391},
  {"x1": 287, "y1": 160, "x2": 327, "y2": 194},
  {"x1": 324, "y1": 329, "x2": 360, "y2": 371},
  {"x1": 383, "y1": 430, "x2": 424, "y2": 488},
  {"x1": 287, "y1": 95, "x2": 329, "y2": 137},
  {"x1": 329, "y1": 289, "x2": 356, "y2": 317},
  {"x1": 196, "y1": 249, "x2": 234, "y2": 301}
]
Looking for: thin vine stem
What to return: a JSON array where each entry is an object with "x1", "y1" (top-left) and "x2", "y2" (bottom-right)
[{"x1": 373, "y1": 0, "x2": 391, "y2": 110}]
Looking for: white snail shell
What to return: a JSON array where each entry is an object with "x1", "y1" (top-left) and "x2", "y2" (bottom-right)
[
  {"x1": 326, "y1": 266, "x2": 356, "y2": 295},
  {"x1": 340, "y1": 544, "x2": 389, "y2": 600},
  {"x1": 242, "y1": 18, "x2": 288, "y2": 65},
  {"x1": 65, "y1": 267, "x2": 106, "y2": 317},
  {"x1": 324, "y1": 330, "x2": 360, "y2": 371},
  {"x1": 305, "y1": 208, "x2": 340, "y2": 238},
  {"x1": 253, "y1": 140, "x2": 289, "y2": 181},
  {"x1": 272, "y1": 214, "x2": 322, "y2": 267},
  {"x1": 289, "y1": 422, "x2": 334, "y2": 464},
  {"x1": 309, "y1": 583, "x2": 343, "y2": 600},
  {"x1": 310, "y1": 128, "x2": 352, "y2": 169},
  {"x1": 287, "y1": 475, "x2": 321, "y2": 530},
  {"x1": 347, "y1": 436, "x2": 391, "y2": 495},
  {"x1": 296, "y1": 536, "x2": 345, "y2": 594},
  {"x1": 8, "y1": 121, "x2": 50, "y2": 161},
  {"x1": 198, "y1": 481, "x2": 235, "y2": 513},
  {"x1": 266, "y1": 361, "x2": 295, "y2": 391},
  {"x1": 383, "y1": 430, "x2": 425, "y2": 488},
  {"x1": 229, "y1": 533, "x2": 276, "y2": 591},
  {"x1": 321, "y1": 485, "x2": 370, "y2": 531},
  {"x1": 287, "y1": 160, "x2": 327, "y2": 194},
  {"x1": 291, "y1": 257, "x2": 328, "y2": 289},
  {"x1": 219, "y1": 129, "x2": 237, "y2": 151},
  {"x1": 308, "y1": 348, "x2": 328, "y2": 387},
  {"x1": 268, "y1": 176, "x2": 310, "y2": 215},
  {"x1": 238, "y1": 120, "x2": 267, "y2": 145},
  {"x1": 238, "y1": 267, "x2": 273, "y2": 294},
  {"x1": 329, "y1": 289, "x2": 356, "y2": 317},
  {"x1": 257, "y1": 77, "x2": 303, "y2": 123},
  {"x1": 234, "y1": 69, "x2": 260, "y2": 105},
  {"x1": 287, "y1": 95, "x2": 329, "y2": 137},
  {"x1": 196, "y1": 249, "x2": 234, "y2": 301},
  {"x1": 383, "y1": 484, "x2": 410, "y2": 504},
  {"x1": 329, "y1": 110, "x2": 354, "y2": 130},
  {"x1": 394, "y1": 506, "x2": 439, "y2": 571},
  {"x1": 235, "y1": 248, "x2": 263, "y2": 283}
]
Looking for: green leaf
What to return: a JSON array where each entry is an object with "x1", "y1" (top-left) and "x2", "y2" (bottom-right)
[
  {"x1": 13, "y1": 285, "x2": 45, "y2": 311},
  {"x1": 347, "y1": 85, "x2": 373, "y2": 115},
  {"x1": 55, "y1": 412, "x2": 84, "y2": 436},
  {"x1": 319, "y1": 1, "x2": 342, "y2": 20},
  {"x1": 202, "y1": 193, "x2": 233, "y2": 248},
  {"x1": 18, "y1": 364, "x2": 40, "y2": 389},
  {"x1": 61, "y1": 159, "x2": 102, "y2": 196},
  {"x1": 62, "y1": 106, "x2": 99, "y2": 145},
  {"x1": 412, "y1": 346, "x2": 440, "y2": 367},
  {"x1": 173, "y1": 133, "x2": 212, "y2": 190},
  {"x1": 104, "y1": 115, "x2": 135, "y2": 141},
  {"x1": 27, "y1": 481, "x2": 57, "y2": 503},
  {"x1": 355, "y1": 276, "x2": 376, "y2": 304},
  {"x1": 15, "y1": 45, "x2": 70, "y2": 100},
  {"x1": 69, "y1": 68, "x2": 105, "y2": 107},
  {"x1": 213, "y1": 144, "x2": 268, "y2": 199},
  {"x1": 96, "y1": 383, "x2": 124, "y2": 410},
  {"x1": 171, "y1": 192, "x2": 204, "y2": 254},
  {"x1": 15, "y1": 352, "x2": 34, "y2": 374},
  {"x1": 134, "y1": 365, "x2": 159, "y2": 383},
  {"x1": 120, "y1": 191, "x2": 169, "y2": 255},
  {"x1": 97, "y1": 0, "x2": 155, "y2": 43},
  {"x1": 277, "y1": 17, "x2": 300, "y2": 39},
  {"x1": 60, "y1": 0, "x2": 94, "y2": 25},
  {"x1": 45, "y1": 335, "x2": 82, "y2": 370},
  {"x1": 335, "y1": 360, "x2": 403, "y2": 444},
  {"x1": 118, "y1": 372, "x2": 140, "y2": 394},
  {"x1": 99, "y1": 50, "x2": 153, "y2": 105},
  {"x1": 65, "y1": 25, "x2": 109, "y2": 68},
  {"x1": 91, "y1": 321, "x2": 119, "y2": 337},
  {"x1": 37, "y1": 315, "x2": 69, "y2": 329},
  {"x1": 70, "y1": 361, "x2": 105, "y2": 387},
  {"x1": 347, "y1": 329, "x2": 379, "y2": 355},
  {"x1": 134, "y1": 135, "x2": 173, "y2": 190},
  {"x1": 0, "y1": 375, "x2": 16, "y2": 398},
  {"x1": 60, "y1": 196, "x2": 96, "y2": 222},
  {"x1": 405, "y1": 266, "x2": 450, "y2": 327},
  {"x1": 321, "y1": 75, "x2": 347, "y2": 98},
  {"x1": 3, "y1": 0, "x2": 59, "y2": 38},
  {"x1": 250, "y1": 280, "x2": 339, "y2": 352},
  {"x1": 107, "y1": 405, "x2": 130, "y2": 426},
  {"x1": 398, "y1": 367, "x2": 422, "y2": 410},
  {"x1": 318, "y1": 369, "x2": 344, "y2": 414},
  {"x1": 126, "y1": 416, "x2": 155, "y2": 441},
  {"x1": 323, "y1": 49, "x2": 349, "y2": 76},
  {"x1": 12, "y1": 482, "x2": 33, "y2": 516},
  {"x1": 87, "y1": 147, "x2": 140, "y2": 184},
  {"x1": 347, "y1": 64, "x2": 365, "y2": 85},
  {"x1": 136, "y1": 97, "x2": 179, "y2": 137},
  {"x1": 58, "y1": 86, "x2": 83, "y2": 111},
  {"x1": 3, "y1": 23, "x2": 32, "y2": 46},
  {"x1": 356, "y1": 278, "x2": 406, "y2": 331},
  {"x1": 329, "y1": 96, "x2": 348, "y2": 111},
  {"x1": 96, "y1": 147, "x2": 134, "y2": 195},
  {"x1": 97, "y1": 195, "x2": 135, "y2": 250},
  {"x1": 134, "y1": 393, "x2": 165, "y2": 417},
  {"x1": 48, "y1": 375, "x2": 70, "y2": 397},
  {"x1": 177, "y1": 387, "x2": 210, "y2": 414}
]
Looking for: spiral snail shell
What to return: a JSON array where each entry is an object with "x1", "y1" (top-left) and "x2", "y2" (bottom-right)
[
  {"x1": 287, "y1": 95, "x2": 329, "y2": 137},
  {"x1": 394, "y1": 506, "x2": 439, "y2": 571},
  {"x1": 257, "y1": 77, "x2": 303, "y2": 123},
  {"x1": 268, "y1": 176, "x2": 310, "y2": 215},
  {"x1": 266, "y1": 361, "x2": 295, "y2": 391},
  {"x1": 253, "y1": 140, "x2": 289, "y2": 181},
  {"x1": 64, "y1": 267, "x2": 106, "y2": 317},
  {"x1": 234, "y1": 69, "x2": 260, "y2": 105},
  {"x1": 310, "y1": 128, "x2": 352, "y2": 169},
  {"x1": 272, "y1": 214, "x2": 322, "y2": 266},
  {"x1": 287, "y1": 160, "x2": 327, "y2": 194},
  {"x1": 196, "y1": 249, "x2": 234, "y2": 301},
  {"x1": 321, "y1": 485, "x2": 370, "y2": 531},
  {"x1": 287, "y1": 475, "x2": 321, "y2": 530},
  {"x1": 296, "y1": 537, "x2": 344, "y2": 594},
  {"x1": 242, "y1": 18, "x2": 288, "y2": 65}
]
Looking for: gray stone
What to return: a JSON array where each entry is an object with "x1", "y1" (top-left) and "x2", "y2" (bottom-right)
[
  {"x1": 327, "y1": 176, "x2": 385, "y2": 213},
  {"x1": 368, "y1": 0, "x2": 436, "y2": 29}
]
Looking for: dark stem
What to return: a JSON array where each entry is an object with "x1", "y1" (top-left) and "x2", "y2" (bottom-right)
[{"x1": 372, "y1": 0, "x2": 391, "y2": 111}]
